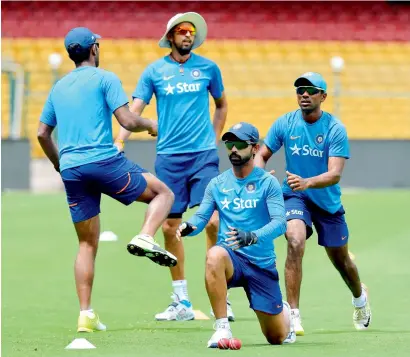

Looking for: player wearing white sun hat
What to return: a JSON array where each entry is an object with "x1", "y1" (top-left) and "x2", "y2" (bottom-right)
[{"x1": 115, "y1": 12, "x2": 231, "y2": 321}]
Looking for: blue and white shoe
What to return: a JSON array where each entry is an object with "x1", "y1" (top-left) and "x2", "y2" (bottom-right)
[{"x1": 155, "y1": 295, "x2": 195, "y2": 321}]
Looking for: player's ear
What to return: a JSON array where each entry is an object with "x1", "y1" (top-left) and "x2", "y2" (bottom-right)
[
  {"x1": 252, "y1": 144, "x2": 260, "y2": 157},
  {"x1": 321, "y1": 92, "x2": 327, "y2": 103},
  {"x1": 167, "y1": 32, "x2": 174, "y2": 45}
]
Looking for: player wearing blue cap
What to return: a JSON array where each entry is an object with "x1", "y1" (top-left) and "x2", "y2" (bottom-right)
[
  {"x1": 176, "y1": 122, "x2": 296, "y2": 347},
  {"x1": 255, "y1": 72, "x2": 371, "y2": 335},
  {"x1": 38, "y1": 27, "x2": 178, "y2": 333},
  {"x1": 115, "y1": 12, "x2": 230, "y2": 321}
]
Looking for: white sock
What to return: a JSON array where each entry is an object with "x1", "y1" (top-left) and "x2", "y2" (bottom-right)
[
  {"x1": 291, "y1": 308, "x2": 300, "y2": 317},
  {"x1": 80, "y1": 309, "x2": 94, "y2": 317},
  {"x1": 353, "y1": 289, "x2": 367, "y2": 308},
  {"x1": 216, "y1": 317, "x2": 230, "y2": 330},
  {"x1": 172, "y1": 280, "x2": 189, "y2": 302}
]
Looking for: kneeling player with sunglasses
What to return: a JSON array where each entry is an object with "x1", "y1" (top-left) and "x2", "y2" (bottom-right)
[{"x1": 176, "y1": 122, "x2": 296, "y2": 348}]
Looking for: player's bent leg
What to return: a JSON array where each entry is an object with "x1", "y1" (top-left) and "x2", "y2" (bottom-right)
[
  {"x1": 254, "y1": 303, "x2": 295, "y2": 345},
  {"x1": 127, "y1": 173, "x2": 177, "y2": 268},
  {"x1": 74, "y1": 215, "x2": 106, "y2": 332},
  {"x1": 205, "y1": 211, "x2": 235, "y2": 322},
  {"x1": 206, "y1": 246, "x2": 234, "y2": 348},
  {"x1": 285, "y1": 219, "x2": 307, "y2": 336},
  {"x1": 325, "y1": 245, "x2": 371, "y2": 330}
]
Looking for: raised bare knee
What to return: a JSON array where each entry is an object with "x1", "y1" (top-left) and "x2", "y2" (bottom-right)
[{"x1": 206, "y1": 246, "x2": 226, "y2": 274}]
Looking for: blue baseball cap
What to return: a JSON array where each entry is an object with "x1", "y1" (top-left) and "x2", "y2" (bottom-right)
[
  {"x1": 294, "y1": 72, "x2": 327, "y2": 92},
  {"x1": 64, "y1": 27, "x2": 101, "y2": 50},
  {"x1": 222, "y1": 122, "x2": 259, "y2": 144}
]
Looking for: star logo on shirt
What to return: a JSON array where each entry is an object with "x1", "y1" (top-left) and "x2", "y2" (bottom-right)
[
  {"x1": 286, "y1": 211, "x2": 290, "y2": 217},
  {"x1": 164, "y1": 83, "x2": 175, "y2": 95},
  {"x1": 290, "y1": 143, "x2": 301, "y2": 156},
  {"x1": 220, "y1": 197, "x2": 231, "y2": 210}
]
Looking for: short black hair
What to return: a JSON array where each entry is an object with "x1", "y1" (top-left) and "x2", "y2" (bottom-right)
[{"x1": 67, "y1": 43, "x2": 91, "y2": 64}]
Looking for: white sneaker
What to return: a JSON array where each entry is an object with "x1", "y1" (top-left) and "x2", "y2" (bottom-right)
[
  {"x1": 291, "y1": 309, "x2": 304, "y2": 336},
  {"x1": 127, "y1": 234, "x2": 177, "y2": 267},
  {"x1": 283, "y1": 301, "x2": 296, "y2": 344},
  {"x1": 155, "y1": 295, "x2": 195, "y2": 321},
  {"x1": 207, "y1": 322, "x2": 233, "y2": 348},
  {"x1": 210, "y1": 300, "x2": 235, "y2": 322},
  {"x1": 353, "y1": 284, "x2": 371, "y2": 330}
]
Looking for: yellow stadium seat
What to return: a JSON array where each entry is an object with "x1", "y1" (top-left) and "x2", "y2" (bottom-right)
[{"x1": 1, "y1": 39, "x2": 409, "y2": 157}]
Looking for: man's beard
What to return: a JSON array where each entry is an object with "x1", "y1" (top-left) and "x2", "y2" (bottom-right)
[
  {"x1": 175, "y1": 43, "x2": 193, "y2": 56},
  {"x1": 229, "y1": 153, "x2": 252, "y2": 167}
]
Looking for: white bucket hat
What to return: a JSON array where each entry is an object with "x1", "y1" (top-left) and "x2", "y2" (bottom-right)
[{"x1": 158, "y1": 12, "x2": 207, "y2": 50}]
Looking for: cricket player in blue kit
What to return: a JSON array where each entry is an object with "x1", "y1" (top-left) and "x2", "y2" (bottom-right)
[
  {"x1": 176, "y1": 123, "x2": 296, "y2": 348},
  {"x1": 37, "y1": 27, "x2": 177, "y2": 333},
  {"x1": 115, "y1": 12, "x2": 230, "y2": 321},
  {"x1": 255, "y1": 72, "x2": 372, "y2": 335}
]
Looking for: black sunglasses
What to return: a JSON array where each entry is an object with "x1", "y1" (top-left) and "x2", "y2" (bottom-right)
[
  {"x1": 225, "y1": 141, "x2": 253, "y2": 150},
  {"x1": 296, "y1": 86, "x2": 322, "y2": 95}
]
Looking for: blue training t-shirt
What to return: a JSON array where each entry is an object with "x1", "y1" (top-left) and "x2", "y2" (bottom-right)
[
  {"x1": 132, "y1": 53, "x2": 224, "y2": 154},
  {"x1": 264, "y1": 109, "x2": 350, "y2": 214},
  {"x1": 40, "y1": 66, "x2": 129, "y2": 172},
  {"x1": 187, "y1": 167, "x2": 287, "y2": 269}
]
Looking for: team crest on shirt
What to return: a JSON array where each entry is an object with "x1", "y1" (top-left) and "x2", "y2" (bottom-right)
[
  {"x1": 191, "y1": 69, "x2": 201, "y2": 78},
  {"x1": 315, "y1": 134, "x2": 324, "y2": 145},
  {"x1": 246, "y1": 182, "x2": 256, "y2": 193}
]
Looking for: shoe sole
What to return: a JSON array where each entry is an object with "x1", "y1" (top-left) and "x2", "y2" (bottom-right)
[
  {"x1": 155, "y1": 316, "x2": 195, "y2": 321},
  {"x1": 127, "y1": 238, "x2": 177, "y2": 267},
  {"x1": 77, "y1": 327, "x2": 106, "y2": 332}
]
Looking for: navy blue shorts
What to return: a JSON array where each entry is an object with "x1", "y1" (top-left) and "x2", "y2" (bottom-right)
[
  {"x1": 284, "y1": 192, "x2": 349, "y2": 247},
  {"x1": 225, "y1": 247, "x2": 283, "y2": 315},
  {"x1": 155, "y1": 149, "x2": 219, "y2": 215},
  {"x1": 61, "y1": 153, "x2": 148, "y2": 223}
]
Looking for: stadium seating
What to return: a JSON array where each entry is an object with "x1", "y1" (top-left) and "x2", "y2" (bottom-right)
[{"x1": 2, "y1": 1, "x2": 409, "y2": 157}]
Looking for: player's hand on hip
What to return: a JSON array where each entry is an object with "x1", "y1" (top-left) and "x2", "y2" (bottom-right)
[
  {"x1": 286, "y1": 170, "x2": 309, "y2": 191},
  {"x1": 176, "y1": 222, "x2": 197, "y2": 241},
  {"x1": 225, "y1": 226, "x2": 258, "y2": 250},
  {"x1": 148, "y1": 120, "x2": 158, "y2": 137}
]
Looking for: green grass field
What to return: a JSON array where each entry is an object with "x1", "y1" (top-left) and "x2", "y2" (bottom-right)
[{"x1": 2, "y1": 190, "x2": 410, "y2": 357}]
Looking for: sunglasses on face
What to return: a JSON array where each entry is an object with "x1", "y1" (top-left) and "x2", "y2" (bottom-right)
[
  {"x1": 225, "y1": 141, "x2": 252, "y2": 150},
  {"x1": 296, "y1": 86, "x2": 322, "y2": 95},
  {"x1": 174, "y1": 25, "x2": 196, "y2": 36}
]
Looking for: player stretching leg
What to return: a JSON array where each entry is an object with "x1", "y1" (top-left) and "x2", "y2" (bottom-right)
[
  {"x1": 177, "y1": 123, "x2": 296, "y2": 347},
  {"x1": 255, "y1": 72, "x2": 371, "y2": 335},
  {"x1": 38, "y1": 27, "x2": 177, "y2": 333}
]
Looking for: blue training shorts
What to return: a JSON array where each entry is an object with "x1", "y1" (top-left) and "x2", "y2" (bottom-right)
[
  {"x1": 225, "y1": 247, "x2": 283, "y2": 315},
  {"x1": 284, "y1": 192, "x2": 349, "y2": 247},
  {"x1": 61, "y1": 153, "x2": 148, "y2": 223},
  {"x1": 155, "y1": 149, "x2": 219, "y2": 216}
]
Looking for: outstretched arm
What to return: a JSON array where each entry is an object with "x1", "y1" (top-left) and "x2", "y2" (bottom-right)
[{"x1": 176, "y1": 182, "x2": 217, "y2": 238}]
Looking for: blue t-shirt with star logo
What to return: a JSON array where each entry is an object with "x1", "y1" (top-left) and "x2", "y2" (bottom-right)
[
  {"x1": 264, "y1": 109, "x2": 350, "y2": 214},
  {"x1": 186, "y1": 167, "x2": 287, "y2": 269},
  {"x1": 132, "y1": 53, "x2": 224, "y2": 154}
]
